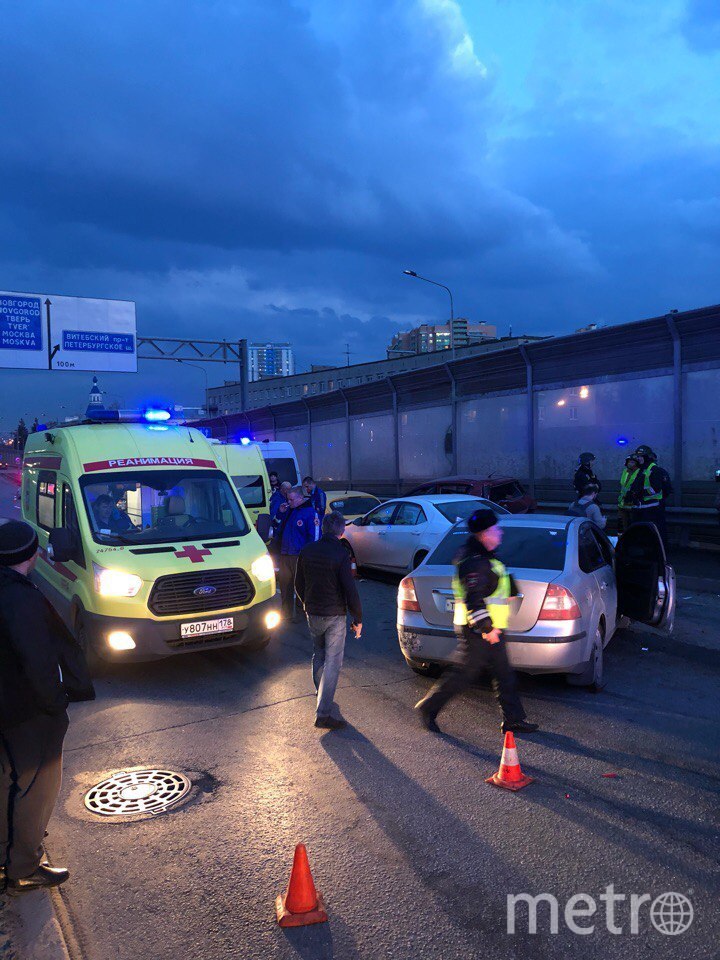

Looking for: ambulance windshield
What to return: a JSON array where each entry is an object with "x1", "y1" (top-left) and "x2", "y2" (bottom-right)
[{"x1": 80, "y1": 469, "x2": 250, "y2": 545}]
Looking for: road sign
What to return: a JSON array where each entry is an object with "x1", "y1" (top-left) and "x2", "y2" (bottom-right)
[{"x1": 0, "y1": 291, "x2": 137, "y2": 372}]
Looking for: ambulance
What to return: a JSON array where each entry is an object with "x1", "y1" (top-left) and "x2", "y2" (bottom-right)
[
  {"x1": 21, "y1": 410, "x2": 280, "y2": 664},
  {"x1": 209, "y1": 440, "x2": 272, "y2": 532}
]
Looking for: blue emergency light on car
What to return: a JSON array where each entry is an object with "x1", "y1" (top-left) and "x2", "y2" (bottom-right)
[
  {"x1": 240, "y1": 437, "x2": 251, "y2": 446},
  {"x1": 616, "y1": 436, "x2": 629, "y2": 446},
  {"x1": 144, "y1": 409, "x2": 172, "y2": 422}
]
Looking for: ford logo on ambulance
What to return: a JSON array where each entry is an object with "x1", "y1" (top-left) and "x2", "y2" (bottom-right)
[{"x1": 193, "y1": 585, "x2": 217, "y2": 597}]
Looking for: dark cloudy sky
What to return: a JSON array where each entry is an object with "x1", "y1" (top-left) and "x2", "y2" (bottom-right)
[{"x1": 1, "y1": 0, "x2": 719, "y2": 429}]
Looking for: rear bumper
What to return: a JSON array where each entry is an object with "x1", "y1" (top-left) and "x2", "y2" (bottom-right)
[
  {"x1": 84, "y1": 595, "x2": 280, "y2": 662},
  {"x1": 397, "y1": 616, "x2": 588, "y2": 674}
]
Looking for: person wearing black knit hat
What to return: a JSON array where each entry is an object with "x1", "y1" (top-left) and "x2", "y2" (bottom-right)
[
  {"x1": 415, "y1": 508, "x2": 538, "y2": 735},
  {"x1": 0, "y1": 519, "x2": 94, "y2": 893}
]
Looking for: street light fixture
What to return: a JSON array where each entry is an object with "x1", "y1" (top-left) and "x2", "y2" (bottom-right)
[
  {"x1": 402, "y1": 269, "x2": 456, "y2": 360},
  {"x1": 175, "y1": 359, "x2": 209, "y2": 408}
]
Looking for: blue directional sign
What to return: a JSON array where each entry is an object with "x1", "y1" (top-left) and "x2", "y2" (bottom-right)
[
  {"x1": 0, "y1": 291, "x2": 137, "y2": 372},
  {"x1": 62, "y1": 330, "x2": 135, "y2": 353},
  {"x1": 0, "y1": 294, "x2": 43, "y2": 366}
]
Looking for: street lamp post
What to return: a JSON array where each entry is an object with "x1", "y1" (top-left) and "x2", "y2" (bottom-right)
[
  {"x1": 175, "y1": 359, "x2": 209, "y2": 409},
  {"x1": 403, "y1": 269, "x2": 456, "y2": 361}
]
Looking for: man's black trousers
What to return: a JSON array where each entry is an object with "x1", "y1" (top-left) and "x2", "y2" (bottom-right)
[
  {"x1": 0, "y1": 711, "x2": 69, "y2": 880},
  {"x1": 422, "y1": 629, "x2": 526, "y2": 723},
  {"x1": 277, "y1": 554, "x2": 299, "y2": 617}
]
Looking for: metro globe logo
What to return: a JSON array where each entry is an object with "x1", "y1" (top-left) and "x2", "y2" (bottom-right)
[{"x1": 507, "y1": 886, "x2": 694, "y2": 936}]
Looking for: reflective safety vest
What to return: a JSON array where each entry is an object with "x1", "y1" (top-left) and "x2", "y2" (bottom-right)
[
  {"x1": 639, "y1": 462, "x2": 663, "y2": 505},
  {"x1": 618, "y1": 467, "x2": 639, "y2": 508},
  {"x1": 452, "y1": 557, "x2": 512, "y2": 631}
]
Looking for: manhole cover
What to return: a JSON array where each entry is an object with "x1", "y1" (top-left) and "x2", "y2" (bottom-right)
[{"x1": 84, "y1": 769, "x2": 192, "y2": 817}]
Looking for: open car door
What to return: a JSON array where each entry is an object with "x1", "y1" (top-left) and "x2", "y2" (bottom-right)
[{"x1": 615, "y1": 523, "x2": 675, "y2": 631}]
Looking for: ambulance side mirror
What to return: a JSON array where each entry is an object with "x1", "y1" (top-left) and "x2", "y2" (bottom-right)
[
  {"x1": 255, "y1": 513, "x2": 272, "y2": 541},
  {"x1": 47, "y1": 528, "x2": 76, "y2": 564}
]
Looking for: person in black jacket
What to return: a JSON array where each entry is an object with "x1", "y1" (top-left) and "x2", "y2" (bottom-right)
[
  {"x1": 574, "y1": 452, "x2": 601, "y2": 497},
  {"x1": 0, "y1": 520, "x2": 94, "y2": 892},
  {"x1": 295, "y1": 511, "x2": 362, "y2": 730}
]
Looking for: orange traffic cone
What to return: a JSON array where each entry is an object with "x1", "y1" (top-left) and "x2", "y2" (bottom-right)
[
  {"x1": 486, "y1": 731, "x2": 534, "y2": 791},
  {"x1": 275, "y1": 843, "x2": 329, "y2": 927}
]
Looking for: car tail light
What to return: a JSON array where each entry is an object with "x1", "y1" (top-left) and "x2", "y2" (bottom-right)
[
  {"x1": 539, "y1": 584, "x2": 581, "y2": 620},
  {"x1": 398, "y1": 577, "x2": 420, "y2": 612}
]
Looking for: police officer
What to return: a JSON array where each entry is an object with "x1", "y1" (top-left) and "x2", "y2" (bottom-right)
[
  {"x1": 631, "y1": 445, "x2": 669, "y2": 547},
  {"x1": 415, "y1": 508, "x2": 539, "y2": 735},
  {"x1": 574, "y1": 452, "x2": 601, "y2": 497},
  {"x1": 275, "y1": 486, "x2": 320, "y2": 620},
  {"x1": 617, "y1": 454, "x2": 640, "y2": 532}
]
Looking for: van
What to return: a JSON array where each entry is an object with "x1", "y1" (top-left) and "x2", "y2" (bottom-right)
[
  {"x1": 257, "y1": 441, "x2": 301, "y2": 487},
  {"x1": 210, "y1": 441, "x2": 272, "y2": 532},
  {"x1": 22, "y1": 416, "x2": 280, "y2": 664}
]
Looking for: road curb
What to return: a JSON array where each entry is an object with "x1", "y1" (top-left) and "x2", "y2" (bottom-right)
[{"x1": 0, "y1": 889, "x2": 71, "y2": 960}]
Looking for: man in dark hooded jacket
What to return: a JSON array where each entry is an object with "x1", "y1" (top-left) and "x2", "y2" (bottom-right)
[
  {"x1": 0, "y1": 520, "x2": 94, "y2": 892},
  {"x1": 573, "y1": 452, "x2": 601, "y2": 497}
]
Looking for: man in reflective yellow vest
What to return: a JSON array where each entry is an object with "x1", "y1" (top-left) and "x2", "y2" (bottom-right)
[
  {"x1": 617, "y1": 454, "x2": 640, "y2": 532},
  {"x1": 415, "y1": 508, "x2": 538, "y2": 735},
  {"x1": 630, "y1": 445, "x2": 669, "y2": 546}
]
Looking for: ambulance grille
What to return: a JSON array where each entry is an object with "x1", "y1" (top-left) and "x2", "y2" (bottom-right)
[{"x1": 148, "y1": 569, "x2": 255, "y2": 616}]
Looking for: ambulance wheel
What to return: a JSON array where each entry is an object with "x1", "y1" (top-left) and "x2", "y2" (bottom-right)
[
  {"x1": 76, "y1": 616, "x2": 103, "y2": 676},
  {"x1": 567, "y1": 623, "x2": 604, "y2": 692}
]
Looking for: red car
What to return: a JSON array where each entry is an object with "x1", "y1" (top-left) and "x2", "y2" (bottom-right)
[{"x1": 407, "y1": 476, "x2": 536, "y2": 514}]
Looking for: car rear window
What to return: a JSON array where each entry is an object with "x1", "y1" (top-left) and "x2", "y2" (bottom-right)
[
  {"x1": 488, "y1": 481, "x2": 524, "y2": 502},
  {"x1": 428, "y1": 523, "x2": 568, "y2": 569},
  {"x1": 435, "y1": 500, "x2": 487, "y2": 522}
]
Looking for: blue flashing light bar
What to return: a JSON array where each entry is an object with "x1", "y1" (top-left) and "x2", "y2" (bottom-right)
[
  {"x1": 240, "y1": 436, "x2": 251, "y2": 446},
  {"x1": 144, "y1": 409, "x2": 172, "y2": 422},
  {"x1": 616, "y1": 436, "x2": 629, "y2": 446}
]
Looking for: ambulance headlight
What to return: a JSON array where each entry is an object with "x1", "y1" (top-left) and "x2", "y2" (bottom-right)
[
  {"x1": 93, "y1": 563, "x2": 143, "y2": 597},
  {"x1": 251, "y1": 553, "x2": 275, "y2": 583}
]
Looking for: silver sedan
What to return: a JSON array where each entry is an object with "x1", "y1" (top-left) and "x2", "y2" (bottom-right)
[
  {"x1": 343, "y1": 495, "x2": 508, "y2": 575},
  {"x1": 397, "y1": 515, "x2": 675, "y2": 690}
]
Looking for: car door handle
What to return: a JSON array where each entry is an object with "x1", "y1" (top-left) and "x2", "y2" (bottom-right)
[{"x1": 411, "y1": 532, "x2": 421, "y2": 536}]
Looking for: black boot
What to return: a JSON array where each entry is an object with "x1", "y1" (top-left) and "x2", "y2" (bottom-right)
[
  {"x1": 415, "y1": 700, "x2": 441, "y2": 733},
  {"x1": 8, "y1": 863, "x2": 69, "y2": 892},
  {"x1": 501, "y1": 719, "x2": 539, "y2": 734},
  {"x1": 314, "y1": 715, "x2": 347, "y2": 730}
]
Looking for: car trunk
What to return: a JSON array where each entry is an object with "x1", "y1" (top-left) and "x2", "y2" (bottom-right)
[{"x1": 414, "y1": 566, "x2": 557, "y2": 631}]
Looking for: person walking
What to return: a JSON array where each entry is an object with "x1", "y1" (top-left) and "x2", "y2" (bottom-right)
[
  {"x1": 415, "y1": 508, "x2": 538, "y2": 735},
  {"x1": 574, "y1": 452, "x2": 601, "y2": 497},
  {"x1": 567, "y1": 483, "x2": 606, "y2": 528},
  {"x1": 303, "y1": 476, "x2": 327, "y2": 520},
  {"x1": 617, "y1": 454, "x2": 640, "y2": 532},
  {"x1": 275, "y1": 486, "x2": 320, "y2": 620},
  {"x1": 631, "y1": 445, "x2": 670, "y2": 547},
  {"x1": 295, "y1": 511, "x2": 362, "y2": 730},
  {"x1": 0, "y1": 520, "x2": 94, "y2": 893}
]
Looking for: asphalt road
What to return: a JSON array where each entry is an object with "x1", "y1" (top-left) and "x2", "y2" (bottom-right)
[{"x1": 1, "y1": 475, "x2": 719, "y2": 959}]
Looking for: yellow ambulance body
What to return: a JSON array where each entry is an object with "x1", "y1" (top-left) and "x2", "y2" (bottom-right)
[
  {"x1": 209, "y1": 441, "x2": 272, "y2": 532},
  {"x1": 21, "y1": 420, "x2": 279, "y2": 663}
]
